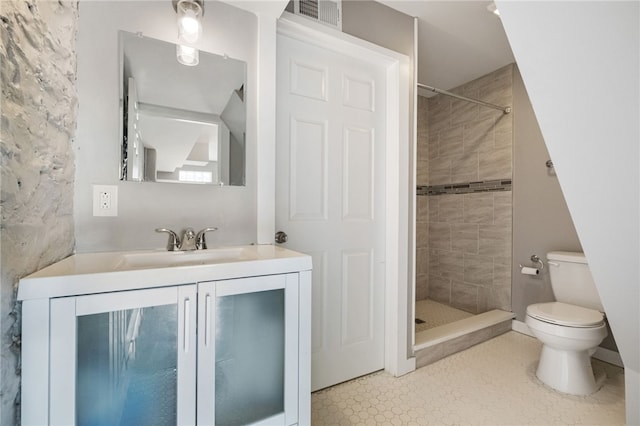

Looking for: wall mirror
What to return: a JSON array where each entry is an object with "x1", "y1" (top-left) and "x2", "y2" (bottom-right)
[{"x1": 119, "y1": 31, "x2": 246, "y2": 185}]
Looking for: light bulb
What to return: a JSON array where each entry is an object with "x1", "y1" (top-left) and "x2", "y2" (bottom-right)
[
  {"x1": 177, "y1": 44, "x2": 199, "y2": 66},
  {"x1": 179, "y1": 12, "x2": 199, "y2": 36},
  {"x1": 177, "y1": 0, "x2": 202, "y2": 44}
]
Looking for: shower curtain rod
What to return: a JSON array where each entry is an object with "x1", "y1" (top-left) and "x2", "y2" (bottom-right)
[{"x1": 417, "y1": 83, "x2": 511, "y2": 114}]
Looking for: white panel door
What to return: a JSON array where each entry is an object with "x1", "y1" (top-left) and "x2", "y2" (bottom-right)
[{"x1": 276, "y1": 32, "x2": 387, "y2": 391}]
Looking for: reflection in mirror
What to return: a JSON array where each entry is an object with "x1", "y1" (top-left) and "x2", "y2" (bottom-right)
[{"x1": 119, "y1": 31, "x2": 246, "y2": 185}]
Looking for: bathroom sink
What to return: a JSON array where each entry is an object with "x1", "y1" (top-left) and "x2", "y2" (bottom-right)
[
  {"x1": 116, "y1": 247, "x2": 254, "y2": 270},
  {"x1": 17, "y1": 245, "x2": 312, "y2": 300}
]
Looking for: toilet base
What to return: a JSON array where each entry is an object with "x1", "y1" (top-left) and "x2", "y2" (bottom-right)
[{"x1": 536, "y1": 345, "x2": 605, "y2": 395}]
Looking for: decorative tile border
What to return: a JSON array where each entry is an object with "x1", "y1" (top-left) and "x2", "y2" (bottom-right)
[{"x1": 417, "y1": 179, "x2": 512, "y2": 196}]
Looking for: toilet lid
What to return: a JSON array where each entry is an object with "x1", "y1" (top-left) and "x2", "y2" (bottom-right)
[{"x1": 527, "y1": 302, "x2": 604, "y2": 327}]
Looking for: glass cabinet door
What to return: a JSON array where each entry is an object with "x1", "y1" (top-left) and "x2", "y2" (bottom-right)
[
  {"x1": 198, "y1": 274, "x2": 299, "y2": 426},
  {"x1": 49, "y1": 285, "x2": 197, "y2": 425}
]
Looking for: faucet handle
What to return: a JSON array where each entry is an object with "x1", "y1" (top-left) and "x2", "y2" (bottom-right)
[
  {"x1": 155, "y1": 228, "x2": 180, "y2": 251},
  {"x1": 196, "y1": 227, "x2": 218, "y2": 250}
]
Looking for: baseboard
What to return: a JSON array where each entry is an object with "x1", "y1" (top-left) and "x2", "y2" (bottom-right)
[
  {"x1": 511, "y1": 319, "x2": 533, "y2": 337},
  {"x1": 511, "y1": 319, "x2": 624, "y2": 368},
  {"x1": 593, "y1": 347, "x2": 624, "y2": 368}
]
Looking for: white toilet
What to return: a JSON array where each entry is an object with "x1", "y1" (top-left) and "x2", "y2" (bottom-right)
[{"x1": 525, "y1": 251, "x2": 607, "y2": 395}]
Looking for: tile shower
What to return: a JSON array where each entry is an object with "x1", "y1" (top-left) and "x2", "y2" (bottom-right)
[{"x1": 416, "y1": 64, "x2": 514, "y2": 315}]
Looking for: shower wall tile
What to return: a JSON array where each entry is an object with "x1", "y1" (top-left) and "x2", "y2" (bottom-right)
[
  {"x1": 487, "y1": 287, "x2": 511, "y2": 311},
  {"x1": 416, "y1": 64, "x2": 514, "y2": 311},
  {"x1": 417, "y1": 95, "x2": 429, "y2": 135},
  {"x1": 428, "y1": 248, "x2": 440, "y2": 269},
  {"x1": 451, "y1": 153, "x2": 479, "y2": 183},
  {"x1": 459, "y1": 85, "x2": 481, "y2": 100},
  {"x1": 439, "y1": 125, "x2": 464, "y2": 157},
  {"x1": 434, "y1": 250, "x2": 464, "y2": 281},
  {"x1": 494, "y1": 118, "x2": 513, "y2": 148},
  {"x1": 428, "y1": 196, "x2": 440, "y2": 222},
  {"x1": 451, "y1": 281, "x2": 479, "y2": 313},
  {"x1": 464, "y1": 193, "x2": 494, "y2": 223},
  {"x1": 417, "y1": 195, "x2": 429, "y2": 223},
  {"x1": 427, "y1": 96, "x2": 450, "y2": 132},
  {"x1": 417, "y1": 159, "x2": 429, "y2": 186},
  {"x1": 416, "y1": 222, "x2": 429, "y2": 249},
  {"x1": 451, "y1": 99, "x2": 479, "y2": 125},
  {"x1": 480, "y1": 87, "x2": 511, "y2": 113},
  {"x1": 415, "y1": 122, "x2": 429, "y2": 299},
  {"x1": 428, "y1": 134, "x2": 440, "y2": 161},
  {"x1": 480, "y1": 67, "x2": 512, "y2": 101},
  {"x1": 477, "y1": 287, "x2": 490, "y2": 313},
  {"x1": 463, "y1": 254, "x2": 494, "y2": 286},
  {"x1": 428, "y1": 223, "x2": 451, "y2": 250},
  {"x1": 438, "y1": 195, "x2": 464, "y2": 223},
  {"x1": 479, "y1": 145, "x2": 512, "y2": 181},
  {"x1": 478, "y1": 224, "x2": 511, "y2": 257},
  {"x1": 416, "y1": 274, "x2": 429, "y2": 300},
  {"x1": 463, "y1": 118, "x2": 495, "y2": 154},
  {"x1": 451, "y1": 223, "x2": 479, "y2": 254},
  {"x1": 416, "y1": 248, "x2": 429, "y2": 275},
  {"x1": 493, "y1": 192, "x2": 513, "y2": 224},
  {"x1": 428, "y1": 275, "x2": 451, "y2": 304},
  {"x1": 493, "y1": 256, "x2": 512, "y2": 288},
  {"x1": 416, "y1": 95, "x2": 429, "y2": 186},
  {"x1": 428, "y1": 157, "x2": 451, "y2": 186}
]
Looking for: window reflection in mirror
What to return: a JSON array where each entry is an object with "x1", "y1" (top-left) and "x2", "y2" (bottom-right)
[{"x1": 119, "y1": 31, "x2": 246, "y2": 186}]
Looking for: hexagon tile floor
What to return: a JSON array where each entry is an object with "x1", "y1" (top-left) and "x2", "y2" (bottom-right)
[{"x1": 311, "y1": 331, "x2": 625, "y2": 425}]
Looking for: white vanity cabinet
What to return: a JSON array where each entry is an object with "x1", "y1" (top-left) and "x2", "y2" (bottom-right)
[
  {"x1": 48, "y1": 285, "x2": 198, "y2": 425},
  {"x1": 197, "y1": 275, "x2": 301, "y2": 425},
  {"x1": 18, "y1": 246, "x2": 311, "y2": 426}
]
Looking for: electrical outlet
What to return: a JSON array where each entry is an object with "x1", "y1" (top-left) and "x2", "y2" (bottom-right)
[
  {"x1": 99, "y1": 191, "x2": 111, "y2": 210},
  {"x1": 93, "y1": 185, "x2": 118, "y2": 217}
]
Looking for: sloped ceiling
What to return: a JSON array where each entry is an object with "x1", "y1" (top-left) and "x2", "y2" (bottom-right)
[
  {"x1": 224, "y1": 0, "x2": 514, "y2": 92},
  {"x1": 379, "y1": 0, "x2": 515, "y2": 92}
]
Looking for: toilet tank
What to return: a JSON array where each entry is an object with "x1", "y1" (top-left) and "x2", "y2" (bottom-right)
[{"x1": 547, "y1": 251, "x2": 604, "y2": 311}]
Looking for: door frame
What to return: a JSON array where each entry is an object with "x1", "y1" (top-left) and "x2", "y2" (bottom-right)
[{"x1": 275, "y1": 13, "x2": 415, "y2": 378}]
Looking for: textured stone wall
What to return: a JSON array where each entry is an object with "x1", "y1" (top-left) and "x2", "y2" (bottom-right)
[{"x1": 0, "y1": 1, "x2": 78, "y2": 424}]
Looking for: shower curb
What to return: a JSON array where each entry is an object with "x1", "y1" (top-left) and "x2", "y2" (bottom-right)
[{"x1": 414, "y1": 310, "x2": 514, "y2": 369}]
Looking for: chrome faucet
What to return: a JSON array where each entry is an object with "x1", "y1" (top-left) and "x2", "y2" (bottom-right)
[
  {"x1": 155, "y1": 227, "x2": 218, "y2": 251},
  {"x1": 180, "y1": 228, "x2": 197, "y2": 251},
  {"x1": 196, "y1": 227, "x2": 218, "y2": 250},
  {"x1": 155, "y1": 228, "x2": 180, "y2": 251}
]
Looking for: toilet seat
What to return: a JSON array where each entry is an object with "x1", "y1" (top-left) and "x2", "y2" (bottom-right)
[{"x1": 527, "y1": 302, "x2": 604, "y2": 328}]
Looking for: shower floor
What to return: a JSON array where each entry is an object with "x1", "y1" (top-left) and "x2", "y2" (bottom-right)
[{"x1": 414, "y1": 299, "x2": 474, "y2": 333}]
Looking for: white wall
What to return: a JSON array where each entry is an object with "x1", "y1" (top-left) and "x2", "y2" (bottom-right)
[
  {"x1": 497, "y1": 2, "x2": 639, "y2": 423},
  {"x1": 511, "y1": 65, "x2": 583, "y2": 320},
  {"x1": 223, "y1": 0, "x2": 290, "y2": 244},
  {"x1": 75, "y1": 1, "x2": 258, "y2": 252}
]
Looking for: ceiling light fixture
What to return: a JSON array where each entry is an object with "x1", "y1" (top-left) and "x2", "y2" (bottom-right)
[
  {"x1": 173, "y1": 0, "x2": 204, "y2": 66},
  {"x1": 486, "y1": 2, "x2": 500, "y2": 16}
]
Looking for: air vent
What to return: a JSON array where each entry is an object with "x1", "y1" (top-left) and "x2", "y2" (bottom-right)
[{"x1": 293, "y1": 0, "x2": 342, "y2": 30}]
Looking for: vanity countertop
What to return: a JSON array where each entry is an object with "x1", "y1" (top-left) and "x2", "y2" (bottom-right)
[{"x1": 18, "y1": 245, "x2": 312, "y2": 300}]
